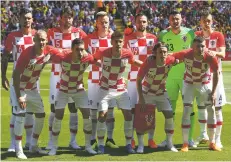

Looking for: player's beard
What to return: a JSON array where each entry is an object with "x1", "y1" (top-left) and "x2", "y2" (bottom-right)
[
  {"x1": 137, "y1": 27, "x2": 146, "y2": 32},
  {"x1": 64, "y1": 23, "x2": 72, "y2": 29}
]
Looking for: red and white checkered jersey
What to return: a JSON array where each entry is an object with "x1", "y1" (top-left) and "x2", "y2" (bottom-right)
[
  {"x1": 171, "y1": 48, "x2": 219, "y2": 85},
  {"x1": 195, "y1": 31, "x2": 225, "y2": 72},
  {"x1": 4, "y1": 30, "x2": 36, "y2": 69},
  {"x1": 124, "y1": 33, "x2": 158, "y2": 81},
  {"x1": 85, "y1": 31, "x2": 112, "y2": 83},
  {"x1": 137, "y1": 55, "x2": 175, "y2": 96},
  {"x1": 49, "y1": 48, "x2": 91, "y2": 94},
  {"x1": 47, "y1": 27, "x2": 87, "y2": 75},
  {"x1": 16, "y1": 46, "x2": 52, "y2": 90},
  {"x1": 94, "y1": 47, "x2": 135, "y2": 91}
]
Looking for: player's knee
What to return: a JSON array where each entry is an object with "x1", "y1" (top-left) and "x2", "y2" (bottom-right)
[
  {"x1": 68, "y1": 102, "x2": 77, "y2": 113},
  {"x1": 98, "y1": 111, "x2": 107, "y2": 122},
  {"x1": 123, "y1": 110, "x2": 132, "y2": 121},
  {"x1": 163, "y1": 110, "x2": 173, "y2": 119}
]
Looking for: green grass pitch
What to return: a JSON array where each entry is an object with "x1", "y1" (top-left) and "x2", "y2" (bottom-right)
[{"x1": 1, "y1": 62, "x2": 231, "y2": 161}]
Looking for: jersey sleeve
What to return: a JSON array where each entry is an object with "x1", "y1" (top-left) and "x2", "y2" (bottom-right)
[
  {"x1": 158, "y1": 30, "x2": 165, "y2": 42},
  {"x1": 4, "y1": 33, "x2": 14, "y2": 52},
  {"x1": 84, "y1": 36, "x2": 90, "y2": 51},
  {"x1": 205, "y1": 53, "x2": 219, "y2": 72},
  {"x1": 137, "y1": 58, "x2": 151, "y2": 79},
  {"x1": 188, "y1": 29, "x2": 195, "y2": 45},
  {"x1": 46, "y1": 46, "x2": 66, "y2": 63},
  {"x1": 165, "y1": 55, "x2": 176, "y2": 65},
  {"x1": 80, "y1": 28, "x2": 88, "y2": 39},
  {"x1": 15, "y1": 48, "x2": 31, "y2": 73},
  {"x1": 217, "y1": 32, "x2": 225, "y2": 47},
  {"x1": 123, "y1": 36, "x2": 129, "y2": 48},
  {"x1": 93, "y1": 48, "x2": 104, "y2": 60}
]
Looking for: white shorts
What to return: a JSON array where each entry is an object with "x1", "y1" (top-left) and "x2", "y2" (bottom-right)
[
  {"x1": 49, "y1": 72, "x2": 74, "y2": 104},
  {"x1": 127, "y1": 81, "x2": 138, "y2": 108},
  {"x1": 97, "y1": 88, "x2": 132, "y2": 111},
  {"x1": 12, "y1": 90, "x2": 44, "y2": 114},
  {"x1": 55, "y1": 90, "x2": 89, "y2": 109},
  {"x1": 208, "y1": 72, "x2": 226, "y2": 107},
  {"x1": 143, "y1": 92, "x2": 172, "y2": 112},
  {"x1": 183, "y1": 82, "x2": 211, "y2": 107},
  {"x1": 88, "y1": 81, "x2": 116, "y2": 109},
  {"x1": 10, "y1": 80, "x2": 40, "y2": 106}
]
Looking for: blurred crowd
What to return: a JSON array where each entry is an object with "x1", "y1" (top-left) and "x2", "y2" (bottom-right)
[{"x1": 1, "y1": 1, "x2": 231, "y2": 50}]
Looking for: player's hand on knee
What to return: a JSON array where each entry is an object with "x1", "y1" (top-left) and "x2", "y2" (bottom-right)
[{"x1": 18, "y1": 95, "x2": 27, "y2": 109}]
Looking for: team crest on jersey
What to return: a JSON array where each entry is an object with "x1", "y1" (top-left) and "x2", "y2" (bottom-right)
[
  {"x1": 182, "y1": 35, "x2": 187, "y2": 42},
  {"x1": 209, "y1": 40, "x2": 217, "y2": 48},
  {"x1": 145, "y1": 114, "x2": 154, "y2": 126}
]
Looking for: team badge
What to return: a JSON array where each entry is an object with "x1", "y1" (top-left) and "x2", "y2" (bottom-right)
[
  {"x1": 145, "y1": 114, "x2": 154, "y2": 126},
  {"x1": 182, "y1": 35, "x2": 187, "y2": 42}
]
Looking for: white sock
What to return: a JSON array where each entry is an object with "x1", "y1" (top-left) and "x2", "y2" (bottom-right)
[
  {"x1": 148, "y1": 128, "x2": 155, "y2": 140},
  {"x1": 52, "y1": 118, "x2": 62, "y2": 147},
  {"x1": 69, "y1": 113, "x2": 78, "y2": 143},
  {"x1": 83, "y1": 119, "x2": 92, "y2": 148},
  {"x1": 106, "y1": 109, "x2": 115, "y2": 139},
  {"x1": 24, "y1": 113, "x2": 34, "y2": 145},
  {"x1": 31, "y1": 117, "x2": 44, "y2": 146},
  {"x1": 165, "y1": 118, "x2": 174, "y2": 144},
  {"x1": 198, "y1": 109, "x2": 207, "y2": 136},
  {"x1": 10, "y1": 114, "x2": 16, "y2": 145},
  {"x1": 97, "y1": 121, "x2": 106, "y2": 146},
  {"x1": 137, "y1": 134, "x2": 144, "y2": 147},
  {"x1": 182, "y1": 105, "x2": 192, "y2": 144},
  {"x1": 207, "y1": 105, "x2": 216, "y2": 143},
  {"x1": 14, "y1": 116, "x2": 25, "y2": 152},
  {"x1": 215, "y1": 109, "x2": 223, "y2": 142},
  {"x1": 48, "y1": 112, "x2": 55, "y2": 141},
  {"x1": 124, "y1": 120, "x2": 133, "y2": 145},
  {"x1": 90, "y1": 109, "x2": 97, "y2": 140}
]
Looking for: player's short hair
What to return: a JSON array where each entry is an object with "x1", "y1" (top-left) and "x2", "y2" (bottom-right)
[
  {"x1": 72, "y1": 38, "x2": 84, "y2": 48},
  {"x1": 111, "y1": 31, "x2": 124, "y2": 40},
  {"x1": 96, "y1": 11, "x2": 108, "y2": 19},
  {"x1": 60, "y1": 6, "x2": 74, "y2": 17},
  {"x1": 153, "y1": 42, "x2": 168, "y2": 52},
  {"x1": 170, "y1": 10, "x2": 181, "y2": 16},
  {"x1": 135, "y1": 13, "x2": 147, "y2": 21},
  {"x1": 19, "y1": 8, "x2": 32, "y2": 16},
  {"x1": 200, "y1": 10, "x2": 212, "y2": 19},
  {"x1": 36, "y1": 30, "x2": 47, "y2": 37},
  {"x1": 193, "y1": 36, "x2": 205, "y2": 44}
]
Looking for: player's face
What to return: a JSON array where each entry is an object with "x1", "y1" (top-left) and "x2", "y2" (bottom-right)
[
  {"x1": 193, "y1": 41, "x2": 206, "y2": 56},
  {"x1": 135, "y1": 15, "x2": 148, "y2": 32},
  {"x1": 200, "y1": 15, "x2": 213, "y2": 31},
  {"x1": 156, "y1": 47, "x2": 168, "y2": 63},
  {"x1": 72, "y1": 43, "x2": 85, "y2": 59},
  {"x1": 20, "y1": 13, "x2": 33, "y2": 28},
  {"x1": 96, "y1": 16, "x2": 109, "y2": 33},
  {"x1": 34, "y1": 32, "x2": 48, "y2": 50},
  {"x1": 169, "y1": 14, "x2": 182, "y2": 30},
  {"x1": 111, "y1": 37, "x2": 124, "y2": 54},
  {"x1": 61, "y1": 13, "x2": 73, "y2": 29}
]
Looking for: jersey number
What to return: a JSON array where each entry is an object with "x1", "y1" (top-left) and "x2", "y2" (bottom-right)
[
  {"x1": 55, "y1": 40, "x2": 61, "y2": 48},
  {"x1": 167, "y1": 44, "x2": 174, "y2": 51}
]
